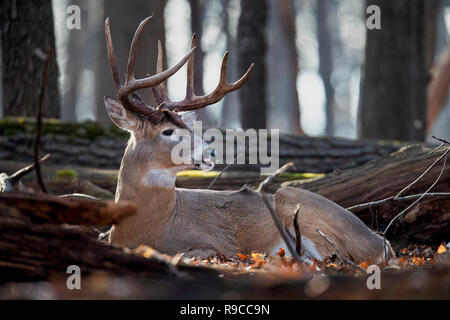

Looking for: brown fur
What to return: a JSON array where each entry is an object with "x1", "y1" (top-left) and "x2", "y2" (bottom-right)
[{"x1": 106, "y1": 99, "x2": 394, "y2": 263}]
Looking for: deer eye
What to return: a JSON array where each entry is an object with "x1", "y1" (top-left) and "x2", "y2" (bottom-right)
[{"x1": 162, "y1": 129, "x2": 174, "y2": 136}]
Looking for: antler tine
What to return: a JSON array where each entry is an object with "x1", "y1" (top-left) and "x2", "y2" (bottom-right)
[
  {"x1": 225, "y1": 60, "x2": 255, "y2": 92},
  {"x1": 119, "y1": 45, "x2": 195, "y2": 98},
  {"x1": 186, "y1": 34, "x2": 197, "y2": 99},
  {"x1": 106, "y1": 16, "x2": 195, "y2": 100},
  {"x1": 166, "y1": 53, "x2": 255, "y2": 112},
  {"x1": 105, "y1": 18, "x2": 121, "y2": 95},
  {"x1": 126, "y1": 15, "x2": 153, "y2": 82},
  {"x1": 152, "y1": 40, "x2": 170, "y2": 106}
]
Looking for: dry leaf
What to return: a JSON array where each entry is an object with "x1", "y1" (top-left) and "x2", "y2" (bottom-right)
[{"x1": 437, "y1": 244, "x2": 447, "y2": 254}]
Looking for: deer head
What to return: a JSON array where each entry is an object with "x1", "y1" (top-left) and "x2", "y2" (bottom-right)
[{"x1": 104, "y1": 16, "x2": 254, "y2": 173}]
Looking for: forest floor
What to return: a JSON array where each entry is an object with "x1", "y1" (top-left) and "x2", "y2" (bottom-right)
[{"x1": 1, "y1": 144, "x2": 449, "y2": 299}]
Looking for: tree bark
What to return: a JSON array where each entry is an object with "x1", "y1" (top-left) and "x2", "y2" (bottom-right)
[
  {"x1": 317, "y1": 0, "x2": 335, "y2": 136},
  {"x1": 0, "y1": 192, "x2": 136, "y2": 226},
  {"x1": 95, "y1": 0, "x2": 167, "y2": 122},
  {"x1": 220, "y1": 0, "x2": 241, "y2": 129},
  {"x1": 0, "y1": 204, "x2": 180, "y2": 283},
  {"x1": 237, "y1": 0, "x2": 268, "y2": 129},
  {"x1": 0, "y1": 0, "x2": 60, "y2": 118},
  {"x1": 358, "y1": 0, "x2": 439, "y2": 141},
  {"x1": 427, "y1": 45, "x2": 450, "y2": 130},
  {"x1": 188, "y1": 0, "x2": 214, "y2": 126},
  {"x1": 267, "y1": 0, "x2": 302, "y2": 134}
]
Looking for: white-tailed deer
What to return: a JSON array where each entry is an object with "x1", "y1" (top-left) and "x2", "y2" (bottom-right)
[{"x1": 104, "y1": 16, "x2": 394, "y2": 264}]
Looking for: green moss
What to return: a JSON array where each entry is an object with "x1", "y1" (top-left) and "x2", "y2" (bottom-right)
[
  {"x1": 0, "y1": 117, "x2": 129, "y2": 140},
  {"x1": 54, "y1": 169, "x2": 79, "y2": 179}
]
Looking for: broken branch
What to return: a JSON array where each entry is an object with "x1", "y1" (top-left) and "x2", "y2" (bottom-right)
[
  {"x1": 34, "y1": 48, "x2": 52, "y2": 193},
  {"x1": 316, "y1": 228, "x2": 365, "y2": 272},
  {"x1": 257, "y1": 163, "x2": 307, "y2": 263}
]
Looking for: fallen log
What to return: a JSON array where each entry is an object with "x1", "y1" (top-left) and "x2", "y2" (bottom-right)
[
  {"x1": 0, "y1": 192, "x2": 136, "y2": 226},
  {"x1": 0, "y1": 204, "x2": 181, "y2": 282},
  {"x1": 283, "y1": 145, "x2": 450, "y2": 244}
]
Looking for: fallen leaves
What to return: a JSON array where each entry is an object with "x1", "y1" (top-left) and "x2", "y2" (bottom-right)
[
  {"x1": 132, "y1": 243, "x2": 450, "y2": 282},
  {"x1": 360, "y1": 262, "x2": 369, "y2": 269},
  {"x1": 437, "y1": 243, "x2": 447, "y2": 254}
]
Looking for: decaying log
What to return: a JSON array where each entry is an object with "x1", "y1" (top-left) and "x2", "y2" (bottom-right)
[
  {"x1": 0, "y1": 192, "x2": 136, "y2": 226},
  {"x1": 0, "y1": 128, "x2": 406, "y2": 173},
  {"x1": 0, "y1": 204, "x2": 181, "y2": 282},
  {"x1": 283, "y1": 145, "x2": 450, "y2": 244}
]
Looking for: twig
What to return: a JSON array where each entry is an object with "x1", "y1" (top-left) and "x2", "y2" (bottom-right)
[
  {"x1": 383, "y1": 149, "x2": 448, "y2": 236},
  {"x1": 293, "y1": 204, "x2": 302, "y2": 255},
  {"x1": 316, "y1": 228, "x2": 365, "y2": 272},
  {"x1": 347, "y1": 192, "x2": 450, "y2": 213},
  {"x1": 394, "y1": 147, "x2": 449, "y2": 199},
  {"x1": 8, "y1": 154, "x2": 50, "y2": 186},
  {"x1": 34, "y1": 48, "x2": 52, "y2": 193},
  {"x1": 98, "y1": 228, "x2": 112, "y2": 241},
  {"x1": 58, "y1": 193, "x2": 100, "y2": 200},
  {"x1": 382, "y1": 147, "x2": 448, "y2": 259},
  {"x1": 431, "y1": 136, "x2": 450, "y2": 145},
  {"x1": 257, "y1": 163, "x2": 306, "y2": 263},
  {"x1": 207, "y1": 146, "x2": 249, "y2": 190}
]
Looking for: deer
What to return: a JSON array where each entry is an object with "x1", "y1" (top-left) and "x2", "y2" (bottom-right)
[{"x1": 104, "y1": 16, "x2": 394, "y2": 264}]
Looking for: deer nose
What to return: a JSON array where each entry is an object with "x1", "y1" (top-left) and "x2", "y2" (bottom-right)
[{"x1": 211, "y1": 149, "x2": 216, "y2": 158}]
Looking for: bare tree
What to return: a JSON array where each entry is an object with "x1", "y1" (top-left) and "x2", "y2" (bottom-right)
[
  {"x1": 220, "y1": 0, "x2": 241, "y2": 128},
  {"x1": 238, "y1": 0, "x2": 268, "y2": 129},
  {"x1": 189, "y1": 0, "x2": 214, "y2": 126},
  {"x1": 358, "y1": 0, "x2": 440, "y2": 141},
  {"x1": 61, "y1": 0, "x2": 88, "y2": 122},
  {"x1": 95, "y1": 0, "x2": 167, "y2": 122},
  {"x1": 317, "y1": 0, "x2": 335, "y2": 136},
  {"x1": 0, "y1": 0, "x2": 60, "y2": 118},
  {"x1": 267, "y1": 0, "x2": 303, "y2": 134}
]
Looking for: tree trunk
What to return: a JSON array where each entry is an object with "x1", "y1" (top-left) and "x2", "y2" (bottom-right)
[
  {"x1": 0, "y1": 0, "x2": 60, "y2": 118},
  {"x1": 358, "y1": 0, "x2": 439, "y2": 141},
  {"x1": 60, "y1": 0, "x2": 87, "y2": 122},
  {"x1": 427, "y1": 45, "x2": 450, "y2": 130},
  {"x1": 220, "y1": 0, "x2": 241, "y2": 129},
  {"x1": 317, "y1": 0, "x2": 335, "y2": 137},
  {"x1": 95, "y1": 0, "x2": 167, "y2": 122},
  {"x1": 189, "y1": 0, "x2": 215, "y2": 126},
  {"x1": 237, "y1": 0, "x2": 268, "y2": 129},
  {"x1": 267, "y1": 0, "x2": 302, "y2": 134}
]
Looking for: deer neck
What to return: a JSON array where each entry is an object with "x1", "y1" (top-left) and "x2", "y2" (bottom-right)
[{"x1": 114, "y1": 149, "x2": 178, "y2": 246}]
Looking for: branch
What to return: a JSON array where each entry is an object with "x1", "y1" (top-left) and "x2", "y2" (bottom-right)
[
  {"x1": 347, "y1": 192, "x2": 450, "y2": 213},
  {"x1": 316, "y1": 228, "x2": 365, "y2": 272},
  {"x1": 1, "y1": 154, "x2": 50, "y2": 192},
  {"x1": 257, "y1": 163, "x2": 307, "y2": 263},
  {"x1": 34, "y1": 48, "x2": 52, "y2": 193},
  {"x1": 293, "y1": 204, "x2": 302, "y2": 255},
  {"x1": 383, "y1": 148, "x2": 448, "y2": 236},
  {"x1": 382, "y1": 144, "x2": 449, "y2": 259}
]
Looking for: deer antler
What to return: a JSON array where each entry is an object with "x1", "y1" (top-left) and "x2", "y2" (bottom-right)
[
  {"x1": 105, "y1": 16, "x2": 195, "y2": 121},
  {"x1": 152, "y1": 34, "x2": 255, "y2": 112}
]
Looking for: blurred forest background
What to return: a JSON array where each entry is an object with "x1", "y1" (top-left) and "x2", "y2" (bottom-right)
[{"x1": 1, "y1": 0, "x2": 450, "y2": 141}]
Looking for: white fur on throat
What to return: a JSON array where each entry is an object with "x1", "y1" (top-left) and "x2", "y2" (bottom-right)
[{"x1": 142, "y1": 169, "x2": 177, "y2": 188}]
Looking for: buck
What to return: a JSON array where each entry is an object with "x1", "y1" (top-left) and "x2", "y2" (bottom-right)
[{"x1": 104, "y1": 16, "x2": 393, "y2": 264}]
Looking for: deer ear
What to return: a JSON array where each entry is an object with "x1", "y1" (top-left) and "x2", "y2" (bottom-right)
[
  {"x1": 104, "y1": 97, "x2": 139, "y2": 131},
  {"x1": 180, "y1": 111, "x2": 196, "y2": 130}
]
